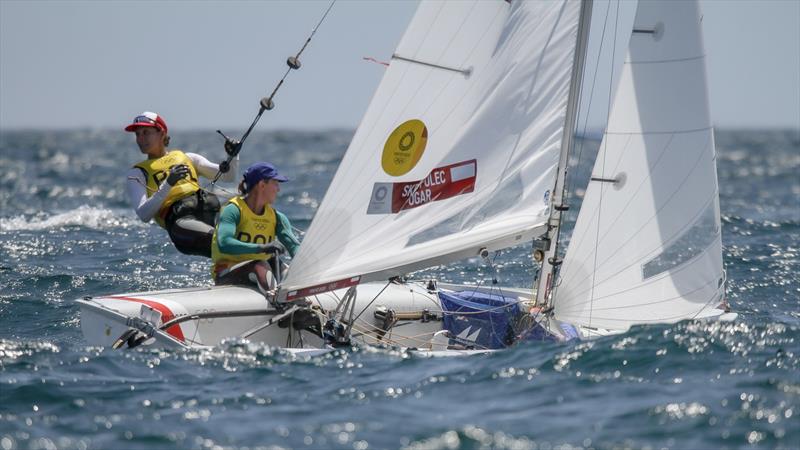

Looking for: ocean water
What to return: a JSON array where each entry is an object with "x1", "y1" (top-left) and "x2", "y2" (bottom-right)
[{"x1": 0, "y1": 129, "x2": 798, "y2": 450}]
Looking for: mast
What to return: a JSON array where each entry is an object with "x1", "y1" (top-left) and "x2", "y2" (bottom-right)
[{"x1": 535, "y1": 0, "x2": 593, "y2": 307}]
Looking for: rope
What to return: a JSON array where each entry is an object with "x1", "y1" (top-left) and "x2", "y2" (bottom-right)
[
  {"x1": 565, "y1": 0, "x2": 614, "y2": 207},
  {"x1": 209, "y1": 0, "x2": 338, "y2": 185},
  {"x1": 128, "y1": 176, "x2": 158, "y2": 194},
  {"x1": 350, "y1": 281, "x2": 392, "y2": 325},
  {"x1": 589, "y1": 0, "x2": 621, "y2": 327}
]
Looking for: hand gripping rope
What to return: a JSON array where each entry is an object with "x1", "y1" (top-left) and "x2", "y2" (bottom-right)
[{"x1": 211, "y1": 0, "x2": 337, "y2": 185}]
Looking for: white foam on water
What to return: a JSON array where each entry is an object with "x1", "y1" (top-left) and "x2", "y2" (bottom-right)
[{"x1": 0, "y1": 205, "x2": 139, "y2": 231}]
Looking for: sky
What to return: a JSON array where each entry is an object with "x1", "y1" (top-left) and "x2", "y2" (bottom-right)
[{"x1": 1, "y1": 0, "x2": 798, "y2": 132}]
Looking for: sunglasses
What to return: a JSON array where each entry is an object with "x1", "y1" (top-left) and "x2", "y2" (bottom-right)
[{"x1": 133, "y1": 115, "x2": 157, "y2": 126}]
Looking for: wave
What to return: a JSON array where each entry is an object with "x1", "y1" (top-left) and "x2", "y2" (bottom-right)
[{"x1": 0, "y1": 205, "x2": 140, "y2": 232}]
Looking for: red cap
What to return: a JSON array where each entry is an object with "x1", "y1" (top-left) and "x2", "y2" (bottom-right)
[{"x1": 124, "y1": 111, "x2": 168, "y2": 133}]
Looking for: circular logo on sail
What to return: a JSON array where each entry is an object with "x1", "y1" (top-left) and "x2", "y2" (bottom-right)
[{"x1": 382, "y1": 119, "x2": 427, "y2": 176}]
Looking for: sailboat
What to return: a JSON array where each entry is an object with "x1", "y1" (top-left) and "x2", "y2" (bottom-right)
[{"x1": 78, "y1": 0, "x2": 736, "y2": 351}]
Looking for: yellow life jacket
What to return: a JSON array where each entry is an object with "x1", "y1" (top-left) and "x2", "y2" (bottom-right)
[
  {"x1": 211, "y1": 196, "x2": 277, "y2": 277},
  {"x1": 133, "y1": 150, "x2": 200, "y2": 228}
]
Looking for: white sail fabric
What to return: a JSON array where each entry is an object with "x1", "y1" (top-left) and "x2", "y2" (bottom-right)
[
  {"x1": 554, "y1": 0, "x2": 726, "y2": 330},
  {"x1": 283, "y1": 0, "x2": 583, "y2": 296}
]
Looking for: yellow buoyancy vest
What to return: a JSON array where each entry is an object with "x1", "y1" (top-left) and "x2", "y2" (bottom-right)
[
  {"x1": 211, "y1": 196, "x2": 277, "y2": 277},
  {"x1": 133, "y1": 150, "x2": 200, "y2": 228}
]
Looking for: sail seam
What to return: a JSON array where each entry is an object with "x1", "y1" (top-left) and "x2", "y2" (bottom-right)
[
  {"x1": 689, "y1": 279, "x2": 727, "y2": 321},
  {"x1": 564, "y1": 192, "x2": 719, "y2": 303},
  {"x1": 560, "y1": 133, "x2": 713, "y2": 292},
  {"x1": 561, "y1": 134, "x2": 633, "y2": 290},
  {"x1": 565, "y1": 173, "x2": 715, "y2": 297},
  {"x1": 560, "y1": 132, "x2": 660, "y2": 289},
  {"x1": 559, "y1": 236, "x2": 719, "y2": 311},
  {"x1": 605, "y1": 126, "x2": 713, "y2": 135},
  {"x1": 624, "y1": 54, "x2": 706, "y2": 65},
  {"x1": 559, "y1": 266, "x2": 722, "y2": 320},
  {"x1": 565, "y1": 289, "x2": 720, "y2": 323},
  {"x1": 562, "y1": 274, "x2": 716, "y2": 316}
]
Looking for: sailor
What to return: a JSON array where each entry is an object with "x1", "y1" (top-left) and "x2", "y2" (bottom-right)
[
  {"x1": 211, "y1": 162, "x2": 300, "y2": 298},
  {"x1": 124, "y1": 111, "x2": 238, "y2": 257}
]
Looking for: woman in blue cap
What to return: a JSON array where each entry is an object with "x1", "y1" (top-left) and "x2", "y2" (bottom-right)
[{"x1": 211, "y1": 162, "x2": 300, "y2": 297}]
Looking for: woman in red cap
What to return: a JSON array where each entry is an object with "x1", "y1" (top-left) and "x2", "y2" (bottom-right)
[
  {"x1": 211, "y1": 162, "x2": 300, "y2": 300},
  {"x1": 124, "y1": 111, "x2": 238, "y2": 257}
]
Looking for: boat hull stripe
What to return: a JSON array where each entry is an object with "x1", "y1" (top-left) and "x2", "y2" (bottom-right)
[{"x1": 107, "y1": 296, "x2": 186, "y2": 342}]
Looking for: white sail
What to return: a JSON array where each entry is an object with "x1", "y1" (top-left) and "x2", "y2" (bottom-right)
[
  {"x1": 554, "y1": 0, "x2": 726, "y2": 331},
  {"x1": 282, "y1": 0, "x2": 585, "y2": 299}
]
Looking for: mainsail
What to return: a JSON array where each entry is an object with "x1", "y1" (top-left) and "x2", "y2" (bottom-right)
[
  {"x1": 554, "y1": 0, "x2": 727, "y2": 330},
  {"x1": 282, "y1": 0, "x2": 587, "y2": 298}
]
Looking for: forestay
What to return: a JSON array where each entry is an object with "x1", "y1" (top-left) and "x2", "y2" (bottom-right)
[
  {"x1": 554, "y1": 0, "x2": 726, "y2": 330},
  {"x1": 282, "y1": 0, "x2": 584, "y2": 299}
]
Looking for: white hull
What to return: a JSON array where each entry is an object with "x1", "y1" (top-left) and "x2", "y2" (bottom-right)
[
  {"x1": 76, "y1": 1, "x2": 740, "y2": 355},
  {"x1": 77, "y1": 280, "x2": 735, "y2": 352},
  {"x1": 78, "y1": 281, "x2": 551, "y2": 351}
]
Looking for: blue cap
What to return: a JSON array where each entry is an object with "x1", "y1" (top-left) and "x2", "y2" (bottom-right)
[{"x1": 243, "y1": 162, "x2": 289, "y2": 192}]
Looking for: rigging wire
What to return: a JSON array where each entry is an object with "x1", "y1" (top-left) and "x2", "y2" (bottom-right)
[
  {"x1": 483, "y1": 250, "x2": 530, "y2": 341},
  {"x1": 589, "y1": 0, "x2": 621, "y2": 326},
  {"x1": 552, "y1": 0, "x2": 615, "y2": 305},
  {"x1": 565, "y1": 0, "x2": 614, "y2": 209},
  {"x1": 309, "y1": 268, "x2": 531, "y2": 349},
  {"x1": 349, "y1": 281, "x2": 393, "y2": 325},
  {"x1": 208, "y1": 0, "x2": 338, "y2": 186}
]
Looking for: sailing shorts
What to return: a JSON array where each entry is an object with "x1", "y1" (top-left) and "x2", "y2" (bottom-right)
[
  {"x1": 214, "y1": 260, "x2": 276, "y2": 296},
  {"x1": 165, "y1": 189, "x2": 221, "y2": 258}
]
